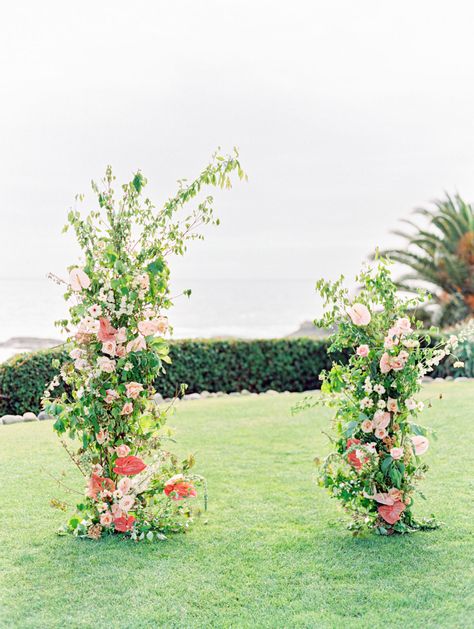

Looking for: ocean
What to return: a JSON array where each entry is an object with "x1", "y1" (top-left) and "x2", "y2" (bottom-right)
[{"x1": 0, "y1": 277, "x2": 322, "y2": 362}]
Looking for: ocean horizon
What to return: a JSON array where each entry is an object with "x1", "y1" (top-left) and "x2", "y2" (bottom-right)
[{"x1": 0, "y1": 277, "x2": 322, "y2": 362}]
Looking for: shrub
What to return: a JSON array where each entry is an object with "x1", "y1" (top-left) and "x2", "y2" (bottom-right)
[{"x1": 1, "y1": 337, "x2": 471, "y2": 416}]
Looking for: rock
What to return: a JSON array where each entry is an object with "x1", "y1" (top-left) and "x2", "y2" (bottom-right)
[
  {"x1": 229, "y1": 391, "x2": 241, "y2": 397},
  {"x1": 240, "y1": 389, "x2": 250, "y2": 396},
  {"x1": 183, "y1": 393, "x2": 201, "y2": 401},
  {"x1": 208, "y1": 392, "x2": 218, "y2": 398},
  {"x1": 265, "y1": 389, "x2": 279, "y2": 396},
  {"x1": 23, "y1": 412, "x2": 38, "y2": 422},
  {"x1": 455, "y1": 376, "x2": 470, "y2": 381},
  {"x1": 163, "y1": 398, "x2": 172, "y2": 404},
  {"x1": 216, "y1": 391, "x2": 226, "y2": 397},
  {"x1": 422, "y1": 377, "x2": 434, "y2": 383},
  {"x1": 153, "y1": 393, "x2": 164, "y2": 405},
  {"x1": 2, "y1": 415, "x2": 23, "y2": 425},
  {"x1": 445, "y1": 376, "x2": 454, "y2": 381},
  {"x1": 200, "y1": 391, "x2": 211, "y2": 398},
  {"x1": 38, "y1": 411, "x2": 53, "y2": 421},
  {"x1": 283, "y1": 390, "x2": 291, "y2": 395},
  {"x1": 434, "y1": 377, "x2": 444, "y2": 382}
]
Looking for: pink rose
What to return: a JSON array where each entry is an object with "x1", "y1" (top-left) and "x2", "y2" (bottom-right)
[
  {"x1": 387, "y1": 398, "x2": 399, "y2": 413},
  {"x1": 101, "y1": 340, "x2": 116, "y2": 357},
  {"x1": 347, "y1": 303, "x2": 371, "y2": 326},
  {"x1": 119, "y1": 495, "x2": 135, "y2": 512},
  {"x1": 398, "y1": 350, "x2": 409, "y2": 362},
  {"x1": 411, "y1": 435, "x2": 429, "y2": 456},
  {"x1": 387, "y1": 326, "x2": 400, "y2": 341},
  {"x1": 74, "y1": 358, "x2": 89, "y2": 371},
  {"x1": 116, "y1": 327, "x2": 127, "y2": 344},
  {"x1": 116, "y1": 344, "x2": 126, "y2": 358},
  {"x1": 69, "y1": 348, "x2": 83, "y2": 360},
  {"x1": 138, "y1": 320, "x2": 156, "y2": 336},
  {"x1": 154, "y1": 316, "x2": 169, "y2": 335},
  {"x1": 380, "y1": 352, "x2": 391, "y2": 374},
  {"x1": 125, "y1": 382, "x2": 144, "y2": 399},
  {"x1": 117, "y1": 477, "x2": 132, "y2": 494},
  {"x1": 111, "y1": 503, "x2": 123, "y2": 518},
  {"x1": 375, "y1": 426, "x2": 387, "y2": 439},
  {"x1": 361, "y1": 419, "x2": 373, "y2": 433},
  {"x1": 373, "y1": 410, "x2": 390, "y2": 429},
  {"x1": 395, "y1": 317, "x2": 412, "y2": 334},
  {"x1": 390, "y1": 356, "x2": 406, "y2": 371},
  {"x1": 97, "y1": 356, "x2": 116, "y2": 373},
  {"x1": 356, "y1": 344, "x2": 369, "y2": 358},
  {"x1": 137, "y1": 273, "x2": 150, "y2": 290},
  {"x1": 104, "y1": 389, "x2": 119, "y2": 404},
  {"x1": 115, "y1": 444, "x2": 131, "y2": 457},
  {"x1": 126, "y1": 335, "x2": 146, "y2": 354},
  {"x1": 69, "y1": 268, "x2": 91, "y2": 291},
  {"x1": 384, "y1": 336, "x2": 396, "y2": 349},
  {"x1": 390, "y1": 447, "x2": 404, "y2": 460},
  {"x1": 120, "y1": 402, "x2": 133, "y2": 416},
  {"x1": 96, "y1": 429, "x2": 109, "y2": 445},
  {"x1": 100, "y1": 511, "x2": 113, "y2": 526}
]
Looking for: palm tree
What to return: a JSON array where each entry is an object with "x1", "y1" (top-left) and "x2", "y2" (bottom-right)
[{"x1": 380, "y1": 194, "x2": 474, "y2": 327}]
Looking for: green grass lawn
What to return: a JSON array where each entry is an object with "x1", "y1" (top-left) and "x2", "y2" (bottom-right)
[{"x1": 1, "y1": 383, "x2": 473, "y2": 629}]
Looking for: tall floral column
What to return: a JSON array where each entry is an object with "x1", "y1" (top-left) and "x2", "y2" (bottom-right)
[{"x1": 43, "y1": 151, "x2": 245, "y2": 541}]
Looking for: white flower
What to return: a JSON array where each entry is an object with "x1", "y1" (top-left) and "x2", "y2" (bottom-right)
[
  {"x1": 417, "y1": 401, "x2": 424, "y2": 412},
  {"x1": 373, "y1": 384, "x2": 385, "y2": 395},
  {"x1": 377, "y1": 399, "x2": 386, "y2": 409},
  {"x1": 402, "y1": 339, "x2": 419, "y2": 348},
  {"x1": 449, "y1": 335, "x2": 458, "y2": 349},
  {"x1": 124, "y1": 361, "x2": 133, "y2": 372},
  {"x1": 88, "y1": 304, "x2": 102, "y2": 318},
  {"x1": 405, "y1": 398, "x2": 417, "y2": 411},
  {"x1": 359, "y1": 397, "x2": 374, "y2": 409},
  {"x1": 453, "y1": 361, "x2": 465, "y2": 368}
]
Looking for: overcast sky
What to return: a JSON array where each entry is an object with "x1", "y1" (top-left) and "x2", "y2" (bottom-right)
[{"x1": 2, "y1": 1, "x2": 474, "y2": 283}]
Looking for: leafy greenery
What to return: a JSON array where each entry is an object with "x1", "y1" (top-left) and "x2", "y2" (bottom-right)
[
  {"x1": 1, "y1": 337, "x2": 472, "y2": 416},
  {"x1": 1, "y1": 386, "x2": 474, "y2": 628},
  {"x1": 380, "y1": 194, "x2": 474, "y2": 326}
]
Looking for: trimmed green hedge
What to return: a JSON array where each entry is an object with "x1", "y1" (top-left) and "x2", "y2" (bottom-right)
[
  {"x1": 0, "y1": 339, "x2": 333, "y2": 415},
  {"x1": 0, "y1": 337, "x2": 472, "y2": 415}
]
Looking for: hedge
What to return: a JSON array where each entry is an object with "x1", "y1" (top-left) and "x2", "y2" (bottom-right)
[{"x1": 0, "y1": 337, "x2": 472, "y2": 415}]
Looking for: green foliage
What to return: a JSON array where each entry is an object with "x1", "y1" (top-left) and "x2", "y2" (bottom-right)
[
  {"x1": 1, "y1": 337, "x2": 472, "y2": 416},
  {"x1": 379, "y1": 194, "x2": 474, "y2": 326}
]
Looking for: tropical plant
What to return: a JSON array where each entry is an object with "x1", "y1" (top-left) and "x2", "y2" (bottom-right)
[
  {"x1": 380, "y1": 194, "x2": 474, "y2": 327},
  {"x1": 42, "y1": 150, "x2": 246, "y2": 542}
]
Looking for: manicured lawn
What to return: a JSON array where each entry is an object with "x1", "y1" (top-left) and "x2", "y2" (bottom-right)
[{"x1": 1, "y1": 383, "x2": 473, "y2": 628}]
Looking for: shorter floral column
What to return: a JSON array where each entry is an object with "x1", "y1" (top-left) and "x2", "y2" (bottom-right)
[{"x1": 294, "y1": 259, "x2": 471, "y2": 535}]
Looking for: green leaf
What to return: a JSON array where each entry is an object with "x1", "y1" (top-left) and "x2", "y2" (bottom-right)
[{"x1": 381, "y1": 456, "x2": 393, "y2": 474}]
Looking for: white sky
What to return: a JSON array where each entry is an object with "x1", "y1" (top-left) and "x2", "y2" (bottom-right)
[{"x1": 1, "y1": 0, "x2": 474, "y2": 282}]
